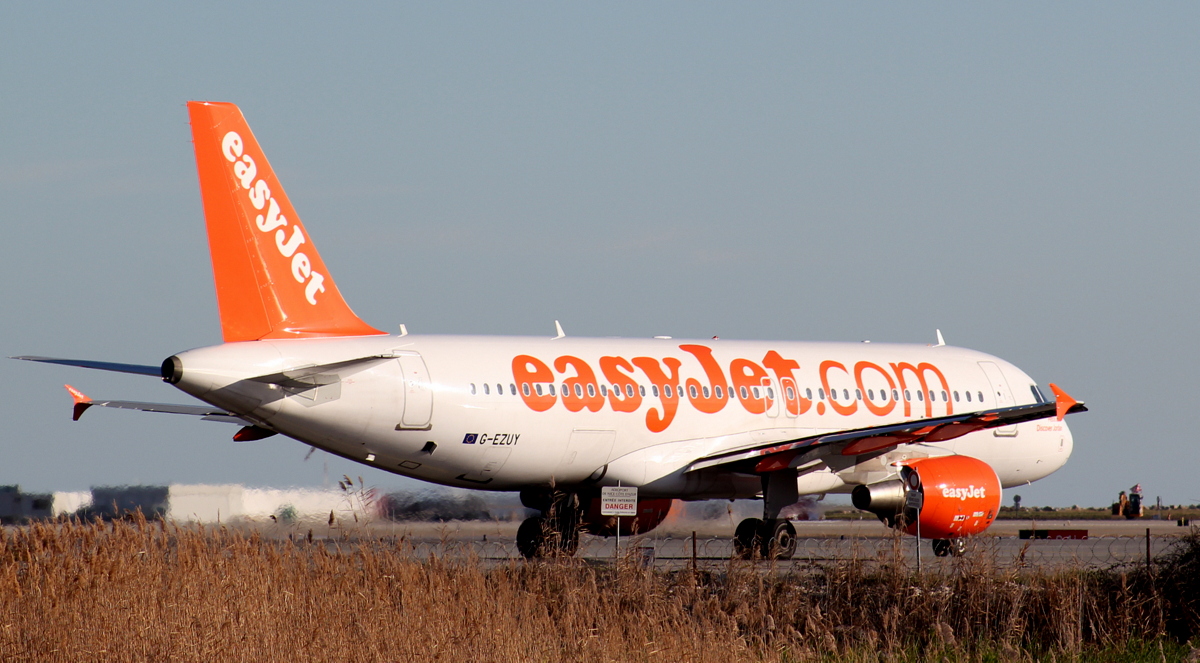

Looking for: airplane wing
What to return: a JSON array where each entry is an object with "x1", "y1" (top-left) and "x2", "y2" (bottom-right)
[{"x1": 687, "y1": 383, "x2": 1086, "y2": 474}]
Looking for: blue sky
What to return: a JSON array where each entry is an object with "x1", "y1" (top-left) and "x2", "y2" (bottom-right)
[{"x1": 2, "y1": 3, "x2": 1197, "y2": 507}]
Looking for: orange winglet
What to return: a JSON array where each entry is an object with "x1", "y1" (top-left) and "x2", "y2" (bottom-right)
[
  {"x1": 64, "y1": 384, "x2": 93, "y2": 421},
  {"x1": 1047, "y1": 383, "x2": 1078, "y2": 421}
]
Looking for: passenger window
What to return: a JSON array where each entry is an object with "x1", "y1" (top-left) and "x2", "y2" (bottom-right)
[
  {"x1": 842, "y1": 389, "x2": 849, "y2": 401},
  {"x1": 740, "y1": 386, "x2": 749, "y2": 399},
  {"x1": 806, "y1": 388, "x2": 813, "y2": 400},
  {"x1": 510, "y1": 383, "x2": 516, "y2": 395},
  {"x1": 573, "y1": 383, "x2": 582, "y2": 397},
  {"x1": 690, "y1": 385, "x2": 698, "y2": 398},
  {"x1": 702, "y1": 385, "x2": 710, "y2": 398},
  {"x1": 587, "y1": 384, "x2": 596, "y2": 397},
  {"x1": 522, "y1": 383, "x2": 530, "y2": 397},
  {"x1": 548, "y1": 384, "x2": 556, "y2": 397},
  {"x1": 715, "y1": 385, "x2": 724, "y2": 399},
  {"x1": 497, "y1": 384, "x2": 503, "y2": 395},
  {"x1": 868, "y1": 389, "x2": 875, "y2": 400},
  {"x1": 626, "y1": 384, "x2": 634, "y2": 398},
  {"x1": 787, "y1": 387, "x2": 795, "y2": 400},
  {"x1": 600, "y1": 385, "x2": 608, "y2": 397},
  {"x1": 965, "y1": 391, "x2": 972, "y2": 402},
  {"x1": 665, "y1": 385, "x2": 674, "y2": 398},
  {"x1": 535, "y1": 384, "x2": 543, "y2": 396},
  {"x1": 917, "y1": 390, "x2": 923, "y2": 402},
  {"x1": 978, "y1": 391, "x2": 984, "y2": 402},
  {"x1": 639, "y1": 385, "x2": 646, "y2": 397},
  {"x1": 767, "y1": 387, "x2": 774, "y2": 399},
  {"x1": 904, "y1": 390, "x2": 911, "y2": 401},
  {"x1": 830, "y1": 388, "x2": 837, "y2": 401},
  {"x1": 818, "y1": 388, "x2": 825, "y2": 400},
  {"x1": 855, "y1": 389, "x2": 862, "y2": 400},
  {"x1": 751, "y1": 386, "x2": 760, "y2": 399},
  {"x1": 892, "y1": 389, "x2": 899, "y2": 401},
  {"x1": 652, "y1": 385, "x2": 659, "y2": 397},
  {"x1": 483, "y1": 383, "x2": 490, "y2": 395},
  {"x1": 470, "y1": 383, "x2": 476, "y2": 395},
  {"x1": 941, "y1": 390, "x2": 947, "y2": 402},
  {"x1": 953, "y1": 391, "x2": 960, "y2": 402}
]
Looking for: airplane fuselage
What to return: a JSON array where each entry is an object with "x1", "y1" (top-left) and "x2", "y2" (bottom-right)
[{"x1": 169, "y1": 334, "x2": 1073, "y2": 499}]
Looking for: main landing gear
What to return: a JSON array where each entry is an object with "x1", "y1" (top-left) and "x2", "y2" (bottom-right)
[
  {"x1": 733, "y1": 518, "x2": 797, "y2": 559},
  {"x1": 516, "y1": 489, "x2": 581, "y2": 559},
  {"x1": 733, "y1": 469, "x2": 802, "y2": 560}
]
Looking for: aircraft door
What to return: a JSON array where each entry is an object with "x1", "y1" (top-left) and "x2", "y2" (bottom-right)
[
  {"x1": 978, "y1": 361, "x2": 1017, "y2": 436},
  {"x1": 761, "y1": 378, "x2": 779, "y2": 418},
  {"x1": 397, "y1": 353, "x2": 433, "y2": 430},
  {"x1": 780, "y1": 377, "x2": 799, "y2": 419}
]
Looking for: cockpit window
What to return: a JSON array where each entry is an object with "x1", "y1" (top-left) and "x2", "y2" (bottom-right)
[{"x1": 1031, "y1": 385, "x2": 1047, "y2": 403}]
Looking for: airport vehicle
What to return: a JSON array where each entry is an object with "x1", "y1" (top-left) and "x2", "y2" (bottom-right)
[{"x1": 16, "y1": 102, "x2": 1086, "y2": 559}]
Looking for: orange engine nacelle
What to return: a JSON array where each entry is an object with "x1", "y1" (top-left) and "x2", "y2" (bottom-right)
[
  {"x1": 852, "y1": 455, "x2": 1001, "y2": 539},
  {"x1": 582, "y1": 498, "x2": 674, "y2": 537}
]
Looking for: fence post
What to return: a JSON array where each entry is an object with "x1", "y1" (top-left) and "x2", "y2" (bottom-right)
[{"x1": 1146, "y1": 527, "x2": 1152, "y2": 575}]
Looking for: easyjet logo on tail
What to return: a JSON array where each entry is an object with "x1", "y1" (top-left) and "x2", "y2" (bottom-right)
[{"x1": 221, "y1": 131, "x2": 325, "y2": 305}]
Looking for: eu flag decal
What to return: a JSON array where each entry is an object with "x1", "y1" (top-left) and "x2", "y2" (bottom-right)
[{"x1": 462, "y1": 433, "x2": 479, "y2": 444}]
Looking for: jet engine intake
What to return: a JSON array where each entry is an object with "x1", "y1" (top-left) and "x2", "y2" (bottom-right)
[{"x1": 853, "y1": 455, "x2": 1001, "y2": 539}]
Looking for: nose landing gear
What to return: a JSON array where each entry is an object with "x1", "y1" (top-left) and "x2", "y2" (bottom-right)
[{"x1": 931, "y1": 538, "x2": 967, "y2": 557}]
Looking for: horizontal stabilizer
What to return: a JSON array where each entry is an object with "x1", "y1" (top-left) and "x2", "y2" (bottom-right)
[
  {"x1": 62, "y1": 384, "x2": 244, "y2": 423},
  {"x1": 13, "y1": 356, "x2": 161, "y2": 377},
  {"x1": 246, "y1": 354, "x2": 397, "y2": 387}
]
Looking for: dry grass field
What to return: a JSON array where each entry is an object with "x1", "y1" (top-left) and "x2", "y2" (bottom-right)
[{"x1": 2, "y1": 516, "x2": 1199, "y2": 662}]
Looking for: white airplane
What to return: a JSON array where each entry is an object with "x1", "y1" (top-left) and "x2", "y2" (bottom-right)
[{"x1": 16, "y1": 102, "x2": 1086, "y2": 559}]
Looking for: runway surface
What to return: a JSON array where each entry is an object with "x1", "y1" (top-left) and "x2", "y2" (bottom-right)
[{"x1": 341, "y1": 517, "x2": 1196, "y2": 571}]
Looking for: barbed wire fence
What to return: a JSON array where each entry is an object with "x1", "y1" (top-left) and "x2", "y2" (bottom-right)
[{"x1": 346, "y1": 528, "x2": 1190, "y2": 573}]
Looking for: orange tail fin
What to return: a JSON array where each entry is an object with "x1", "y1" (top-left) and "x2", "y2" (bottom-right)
[{"x1": 187, "y1": 101, "x2": 383, "y2": 342}]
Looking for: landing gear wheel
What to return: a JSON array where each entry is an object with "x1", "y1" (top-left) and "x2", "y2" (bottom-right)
[
  {"x1": 932, "y1": 538, "x2": 967, "y2": 558},
  {"x1": 517, "y1": 517, "x2": 546, "y2": 559},
  {"x1": 950, "y1": 538, "x2": 967, "y2": 557},
  {"x1": 733, "y1": 518, "x2": 763, "y2": 558},
  {"x1": 761, "y1": 519, "x2": 797, "y2": 560},
  {"x1": 552, "y1": 521, "x2": 580, "y2": 556},
  {"x1": 517, "y1": 512, "x2": 581, "y2": 559}
]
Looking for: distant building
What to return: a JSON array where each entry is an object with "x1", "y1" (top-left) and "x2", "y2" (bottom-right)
[
  {"x1": 3, "y1": 483, "x2": 506, "y2": 524},
  {"x1": 68, "y1": 484, "x2": 372, "y2": 524},
  {"x1": 89, "y1": 485, "x2": 169, "y2": 519},
  {"x1": 0, "y1": 486, "x2": 54, "y2": 523}
]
